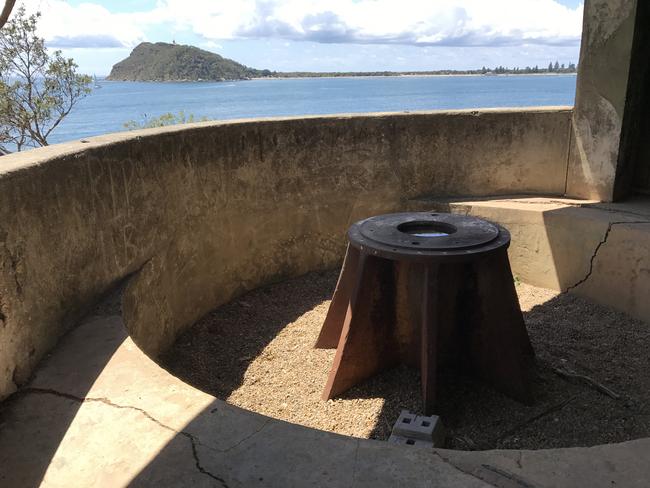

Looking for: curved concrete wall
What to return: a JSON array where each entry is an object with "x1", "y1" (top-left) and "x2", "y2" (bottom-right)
[{"x1": 0, "y1": 107, "x2": 571, "y2": 399}]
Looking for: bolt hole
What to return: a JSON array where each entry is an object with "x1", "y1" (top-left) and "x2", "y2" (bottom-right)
[
  {"x1": 402, "y1": 418, "x2": 412, "y2": 424},
  {"x1": 412, "y1": 242, "x2": 420, "y2": 245},
  {"x1": 422, "y1": 421, "x2": 430, "y2": 427},
  {"x1": 406, "y1": 439, "x2": 415, "y2": 445},
  {"x1": 430, "y1": 213, "x2": 438, "y2": 216}
]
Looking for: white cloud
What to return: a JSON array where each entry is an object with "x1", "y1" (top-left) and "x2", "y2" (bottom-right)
[
  {"x1": 21, "y1": 0, "x2": 146, "y2": 48},
  {"x1": 20, "y1": 0, "x2": 584, "y2": 49},
  {"x1": 153, "y1": 0, "x2": 584, "y2": 47}
]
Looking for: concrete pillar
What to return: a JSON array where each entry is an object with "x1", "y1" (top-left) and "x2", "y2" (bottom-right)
[{"x1": 566, "y1": 0, "x2": 638, "y2": 201}]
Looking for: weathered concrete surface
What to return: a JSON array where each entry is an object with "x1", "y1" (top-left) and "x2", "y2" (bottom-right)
[
  {"x1": 574, "y1": 220, "x2": 650, "y2": 324},
  {"x1": 438, "y1": 439, "x2": 650, "y2": 488},
  {"x1": 413, "y1": 196, "x2": 650, "y2": 324},
  {"x1": 2, "y1": 303, "x2": 649, "y2": 488},
  {"x1": 0, "y1": 108, "x2": 572, "y2": 400},
  {"x1": 0, "y1": 306, "x2": 488, "y2": 487},
  {"x1": 566, "y1": 0, "x2": 638, "y2": 200}
]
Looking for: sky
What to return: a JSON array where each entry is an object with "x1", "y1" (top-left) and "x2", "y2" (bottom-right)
[{"x1": 19, "y1": 0, "x2": 584, "y2": 75}]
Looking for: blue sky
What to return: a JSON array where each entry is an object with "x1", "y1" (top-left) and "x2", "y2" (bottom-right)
[{"x1": 24, "y1": 0, "x2": 584, "y2": 75}]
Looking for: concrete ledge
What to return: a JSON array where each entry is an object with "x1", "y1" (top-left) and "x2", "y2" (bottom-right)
[
  {"x1": 1, "y1": 304, "x2": 649, "y2": 487},
  {"x1": 409, "y1": 195, "x2": 650, "y2": 324}
]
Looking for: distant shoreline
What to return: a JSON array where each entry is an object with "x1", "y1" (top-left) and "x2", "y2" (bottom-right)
[
  {"x1": 253, "y1": 72, "x2": 577, "y2": 81},
  {"x1": 105, "y1": 42, "x2": 577, "y2": 83},
  {"x1": 101, "y1": 72, "x2": 577, "y2": 83}
]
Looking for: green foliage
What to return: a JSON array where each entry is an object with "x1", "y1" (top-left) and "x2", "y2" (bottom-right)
[
  {"x1": 123, "y1": 111, "x2": 208, "y2": 130},
  {"x1": 108, "y1": 42, "x2": 262, "y2": 82},
  {"x1": 0, "y1": 6, "x2": 92, "y2": 152},
  {"x1": 271, "y1": 62, "x2": 577, "y2": 78}
]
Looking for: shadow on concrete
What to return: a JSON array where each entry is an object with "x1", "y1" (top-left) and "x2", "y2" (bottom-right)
[
  {"x1": 147, "y1": 263, "x2": 640, "y2": 453},
  {"x1": 0, "y1": 285, "x2": 127, "y2": 488},
  {"x1": 159, "y1": 270, "x2": 338, "y2": 400},
  {"x1": 365, "y1": 286, "x2": 650, "y2": 450},
  {"x1": 5, "y1": 246, "x2": 650, "y2": 486},
  {"x1": 128, "y1": 282, "x2": 650, "y2": 488},
  {"x1": 0, "y1": 270, "x2": 339, "y2": 487}
]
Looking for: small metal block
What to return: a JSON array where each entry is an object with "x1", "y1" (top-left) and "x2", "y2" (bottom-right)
[
  {"x1": 391, "y1": 410, "x2": 445, "y2": 446},
  {"x1": 387, "y1": 434, "x2": 433, "y2": 449}
]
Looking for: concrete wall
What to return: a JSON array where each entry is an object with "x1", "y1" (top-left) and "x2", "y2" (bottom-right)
[
  {"x1": 615, "y1": 0, "x2": 650, "y2": 197},
  {"x1": 0, "y1": 108, "x2": 571, "y2": 400},
  {"x1": 421, "y1": 197, "x2": 650, "y2": 324},
  {"x1": 566, "y1": 0, "x2": 638, "y2": 201}
]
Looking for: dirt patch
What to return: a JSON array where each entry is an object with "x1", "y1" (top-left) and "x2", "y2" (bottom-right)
[{"x1": 160, "y1": 269, "x2": 650, "y2": 450}]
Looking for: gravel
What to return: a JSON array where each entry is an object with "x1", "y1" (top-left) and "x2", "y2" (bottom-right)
[{"x1": 161, "y1": 269, "x2": 650, "y2": 450}]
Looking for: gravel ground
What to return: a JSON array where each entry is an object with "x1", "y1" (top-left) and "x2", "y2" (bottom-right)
[{"x1": 161, "y1": 269, "x2": 650, "y2": 450}]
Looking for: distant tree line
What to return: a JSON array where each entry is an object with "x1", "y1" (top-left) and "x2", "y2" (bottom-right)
[
  {"x1": 257, "y1": 61, "x2": 577, "y2": 79},
  {"x1": 483, "y1": 61, "x2": 577, "y2": 75}
]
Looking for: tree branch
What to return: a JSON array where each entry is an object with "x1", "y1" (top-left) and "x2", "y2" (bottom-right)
[
  {"x1": 1, "y1": 7, "x2": 91, "y2": 149},
  {"x1": 0, "y1": 0, "x2": 16, "y2": 29}
]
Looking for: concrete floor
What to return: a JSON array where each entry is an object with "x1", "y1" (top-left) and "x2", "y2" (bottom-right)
[{"x1": 1, "y1": 302, "x2": 650, "y2": 487}]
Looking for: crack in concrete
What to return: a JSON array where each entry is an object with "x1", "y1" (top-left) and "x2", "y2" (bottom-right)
[
  {"x1": 221, "y1": 418, "x2": 270, "y2": 453},
  {"x1": 433, "y1": 452, "x2": 542, "y2": 488},
  {"x1": 481, "y1": 464, "x2": 538, "y2": 488},
  {"x1": 516, "y1": 451, "x2": 523, "y2": 470},
  {"x1": 19, "y1": 387, "x2": 229, "y2": 487},
  {"x1": 432, "y1": 451, "x2": 498, "y2": 487},
  {"x1": 186, "y1": 433, "x2": 230, "y2": 487},
  {"x1": 564, "y1": 220, "x2": 650, "y2": 292}
]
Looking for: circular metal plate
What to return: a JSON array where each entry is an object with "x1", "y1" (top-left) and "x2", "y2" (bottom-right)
[{"x1": 348, "y1": 212, "x2": 509, "y2": 262}]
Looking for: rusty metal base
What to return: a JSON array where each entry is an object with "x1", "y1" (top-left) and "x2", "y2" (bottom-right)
[{"x1": 316, "y1": 244, "x2": 535, "y2": 415}]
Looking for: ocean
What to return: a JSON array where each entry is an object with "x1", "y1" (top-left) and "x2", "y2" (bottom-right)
[{"x1": 50, "y1": 74, "x2": 577, "y2": 145}]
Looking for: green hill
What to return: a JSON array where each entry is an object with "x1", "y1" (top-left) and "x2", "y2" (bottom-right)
[
  {"x1": 107, "y1": 41, "x2": 578, "y2": 82},
  {"x1": 107, "y1": 42, "x2": 266, "y2": 81}
]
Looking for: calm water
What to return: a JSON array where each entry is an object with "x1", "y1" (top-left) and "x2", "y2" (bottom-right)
[{"x1": 50, "y1": 74, "x2": 577, "y2": 145}]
